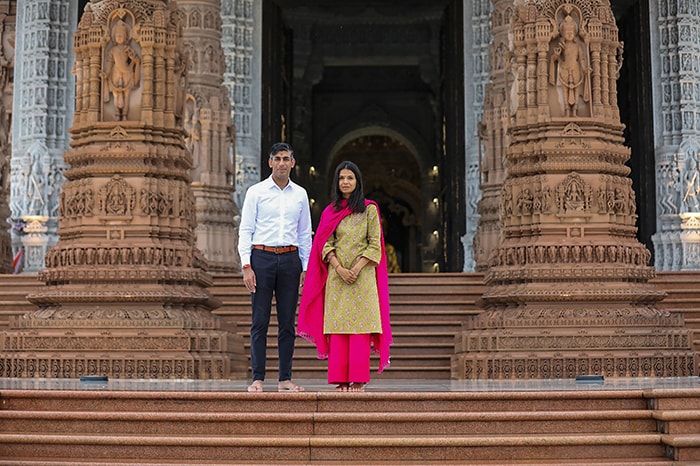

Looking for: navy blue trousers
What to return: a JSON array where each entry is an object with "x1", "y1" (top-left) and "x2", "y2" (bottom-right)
[{"x1": 249, "y1": 248, "x2": 302, "y2": 382}]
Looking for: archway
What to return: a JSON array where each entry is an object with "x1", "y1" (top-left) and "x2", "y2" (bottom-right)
[{"x1": 326, "y1": 133, "x2": 427, "y2": 272}]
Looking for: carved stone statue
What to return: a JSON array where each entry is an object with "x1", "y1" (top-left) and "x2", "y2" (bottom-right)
[
  {"x1": 682, "y1": 153, "x2": 700, "y2": 212},
  {"x1": 549, "y1": 14, "x2": 591, "y2": 117},
  {"x1": 103, "y1": 19, "x2": 140, "y2": 121}
]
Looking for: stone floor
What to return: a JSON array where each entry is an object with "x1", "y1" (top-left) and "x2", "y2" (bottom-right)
[{"x1": 1, "y1": 376, "x2": 699, "y2": 393}]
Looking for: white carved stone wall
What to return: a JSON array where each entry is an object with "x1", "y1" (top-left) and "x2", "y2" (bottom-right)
[
  {"x1": 221, "y1": 0, "x2": 261, "y2": 206},
  {"x1": 650, "y1": 0, "x2": 700, "y2": 270}
]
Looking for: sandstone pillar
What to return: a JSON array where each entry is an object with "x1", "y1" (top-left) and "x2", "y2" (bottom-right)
[
  {"x1": 0, "y1": 0, "x2": 245, "y2": 379},
  {"x1": 180, "y1": 0, "x2": 240, "y2": 273},
  {"x1": 472, "y1": 0, "x2": 508, "y2": 272},
  {"x1": 455, "y1": 1, "x2": 697, "y2": 379}
]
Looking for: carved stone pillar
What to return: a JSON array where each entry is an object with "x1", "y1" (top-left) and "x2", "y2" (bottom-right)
[
  {"x1": 462, "y1": 0, "x2": 492, "y2": 272},
  {"x1": 180, "y1": 0, "x2": 240, "y2": 273},
  {"x1": 650, "y1": 2, "x2": 700, "y2": 271},
  {"x1": 0, "y1": 3, "x2": 14, "y2": 273},
  {"x1": 9, "y1": 0, "x2": 75, "y2": 274},
  {"x1": 453, "y1": 1, "x2": 697, "y2": 379},
  {"x1": 473, "y1": 0, "x2": 509, "y2": 272},
  {"x1": 0, "y1": 0, "x2": 245, "y2": 380},
  {"x1": 221, "y1": 0, "x2": 261, "y2": 206}
]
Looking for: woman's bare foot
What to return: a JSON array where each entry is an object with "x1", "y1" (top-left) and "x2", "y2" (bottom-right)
[
  {"x1": 349, "y1": 383, "x2": 365, "y2": 392},
  {"x1": 335, "y1": 383, "x2": 349, "y2": 391}
]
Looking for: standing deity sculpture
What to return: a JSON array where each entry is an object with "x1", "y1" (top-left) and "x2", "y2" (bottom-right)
[
  {"x1": 102, "y1": 19, "x2": 140, "y2": 121},
  {"x1": 183, "y1": 95, "x2": 201, "y2": 163},
  {"x1": 549, "y1": 14, "x2": 591, "y2": 117},
  {"x1": 682, "y1": 150, "x2": 700, "y2": 212}
]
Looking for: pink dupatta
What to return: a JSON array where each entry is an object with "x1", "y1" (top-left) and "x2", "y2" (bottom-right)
[{"x1": 297, "y1": 199, "x2": 392, "y2": 373}]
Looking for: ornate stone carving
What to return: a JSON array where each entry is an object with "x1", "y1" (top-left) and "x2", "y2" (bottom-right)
[
  {"x1": 97, "y1": 175, "x2": 135, "y2": 218},
  {"x1": 102, "y1": 15, "x2": 141, "y2": 121},
  {"x1": 181, "y1": 0, "x2": 240, "y2": 272},
  {"x1": 0, "y1": 0, "x2": 245, "y2": 380},
  {"x1": 548, "y1": 10, "x2": 591, "y2": 117},
  {"x1": 0, "y1": 6, "x2": 13, "y2": 273},
  {"x1": 473, "y1": 0, "x2": 508, "y2": 272},
  {"x1": 458, "y1": 0, "x2": 697, "y2": 380},
  {"x1": 650, "y1": 1, "x2": 700, "y2": 270},
  {"x1": 221, "y1": 0, "x2": 260, "y2": 207}
]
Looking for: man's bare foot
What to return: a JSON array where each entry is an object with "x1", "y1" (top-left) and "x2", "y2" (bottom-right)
[
  {"x1": 278, "y1": 380, "x2": 305, "y2": 392},
  {"x1": 349, "y1": 383, "x2": 365, "y2": 392},
  {"x1": 247, "y1": 380, "x2": 263, "y2": 392},
  {"x1": 335, "y1": 383, "x2": 349, "y2": 391}
]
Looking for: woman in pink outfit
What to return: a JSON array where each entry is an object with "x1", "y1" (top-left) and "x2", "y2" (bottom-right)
[{"x1": 298, "y1": 161, "x2": 392, "y2": 391}]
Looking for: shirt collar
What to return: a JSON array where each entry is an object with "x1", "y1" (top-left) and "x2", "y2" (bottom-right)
[{"x1": 265, "y1": 174, "x2": 295, "y2": 191}]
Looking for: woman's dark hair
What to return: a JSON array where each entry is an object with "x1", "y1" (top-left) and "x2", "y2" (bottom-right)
[{"x1": 331, "y1": 160, "x2": 366, "y2": 213}]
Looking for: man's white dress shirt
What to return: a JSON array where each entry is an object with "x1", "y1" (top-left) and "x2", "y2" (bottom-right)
[{"x1": 238, "y1": 176, "x2": 313, "y2": 270}]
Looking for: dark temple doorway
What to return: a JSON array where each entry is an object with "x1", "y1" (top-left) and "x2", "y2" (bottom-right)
[{"x1": 262, "y1": 0, "x2": 464, "y2": 272}]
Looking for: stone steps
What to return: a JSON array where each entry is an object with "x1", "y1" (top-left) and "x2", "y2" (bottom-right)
[
  {"x1": 2, "y1": 272, "x2": 700, "y2": 380},
  {"x1": 0, "y1": 461, "x2": 679, "y2": 466},
  {"x1": 214, "y1": 273, "x2": 482, "y2": 380},
  {"x1": 2, "y1": 388, "x2": 697, "y2": 464},
  {"x1": 0, "y1": 410, "x2": 660, "y2": 436},
  {"x1": 0, "y1": 433, "x2": 668, "y2": 463}
]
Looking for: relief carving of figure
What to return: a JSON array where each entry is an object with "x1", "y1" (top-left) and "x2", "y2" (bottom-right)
[
  {"x1": 183, "y1": 95, "x2": 201, "y2": 163},
  {"x1": 658, "y1": 162, "x2": 679, "y2": 215},
  {"x1": 517, "y1": 188, "x2": 533, "y2": 215},
  {"x1": 613, "y1": 188, "x2": 627, "y2": 214},
  {"x1": 682, "y1": 153, "x2": 700, "y2": 212},
  {"x1": 98, "y1": 175, "x2": 134, "y2": 217},
  {"x1": 103, "y1": 19, "x2": 140, "y2": 121},
  {"x1": 549, "y1": 14, "x2": 591, "y2": 117}
]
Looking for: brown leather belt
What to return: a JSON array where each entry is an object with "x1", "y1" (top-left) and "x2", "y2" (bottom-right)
[{"x1": 253, "y1": 244, "x2": 298, "y2": 254}]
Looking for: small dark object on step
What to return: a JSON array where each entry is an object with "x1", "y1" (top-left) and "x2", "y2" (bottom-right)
[
  {"x1": 575, "y1": 375, "x2": 604, "y2": 384},
  {"x1": 80, "y1": 375, "x2": 108, "y2": 383}
]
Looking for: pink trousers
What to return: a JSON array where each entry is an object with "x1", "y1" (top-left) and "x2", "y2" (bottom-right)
[{"x1": 327, "y1": 333, "x2": 371, "y2": 384}]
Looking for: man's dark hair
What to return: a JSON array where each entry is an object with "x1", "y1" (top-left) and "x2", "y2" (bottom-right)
[{"x1": 269, "y1": 142, "x2": 294, "y2": 159}]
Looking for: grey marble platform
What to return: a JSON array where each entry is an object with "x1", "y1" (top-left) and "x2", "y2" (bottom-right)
[{"x1": 1, "y1": 376, "x2": 699, "y2": 393}]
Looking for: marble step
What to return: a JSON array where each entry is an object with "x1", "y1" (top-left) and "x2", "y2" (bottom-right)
[
  {"x1": 0, "y1": 389, "x2": 650, "y2": 413},
  {"x1": 0, "y1": 409, "x2": 658, "y2": 436},
  {"x1": 0, "y1": 432, "x2": 666, "y2": 463}
]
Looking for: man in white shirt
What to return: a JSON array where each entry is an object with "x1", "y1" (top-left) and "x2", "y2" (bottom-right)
[{"x1": 238, "y1": 142, "x2": 313, "y2": 392}]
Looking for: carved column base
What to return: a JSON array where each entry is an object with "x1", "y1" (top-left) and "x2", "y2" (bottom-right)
[
  {"x1": 19, "y1": 216, "x2": 50, "y2": 274},
  {"x1": 452, "y1": 305, "x2": 698, "y2": 379},
  {"x1": 652, "y1": 215, "x2": 700, "y2": 271},
  {"x1": 452, "y1": 349, "x2": 697, "y2": 380},
  {"x1": 0, "y1": 305, "x2": 247, "y2": 379}
]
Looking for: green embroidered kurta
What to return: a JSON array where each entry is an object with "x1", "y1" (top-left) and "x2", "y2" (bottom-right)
[{"x1": 322, "y1": 203, "x2": 383, "y2": 334}]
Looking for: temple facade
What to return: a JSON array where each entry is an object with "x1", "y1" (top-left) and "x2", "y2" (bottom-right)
[
  {"x1": 1, "y1": 0, "x2": 698, "y2": 276},
  {"x1": 0, "y1": 1, "x2": 698, "y2": 379}
]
